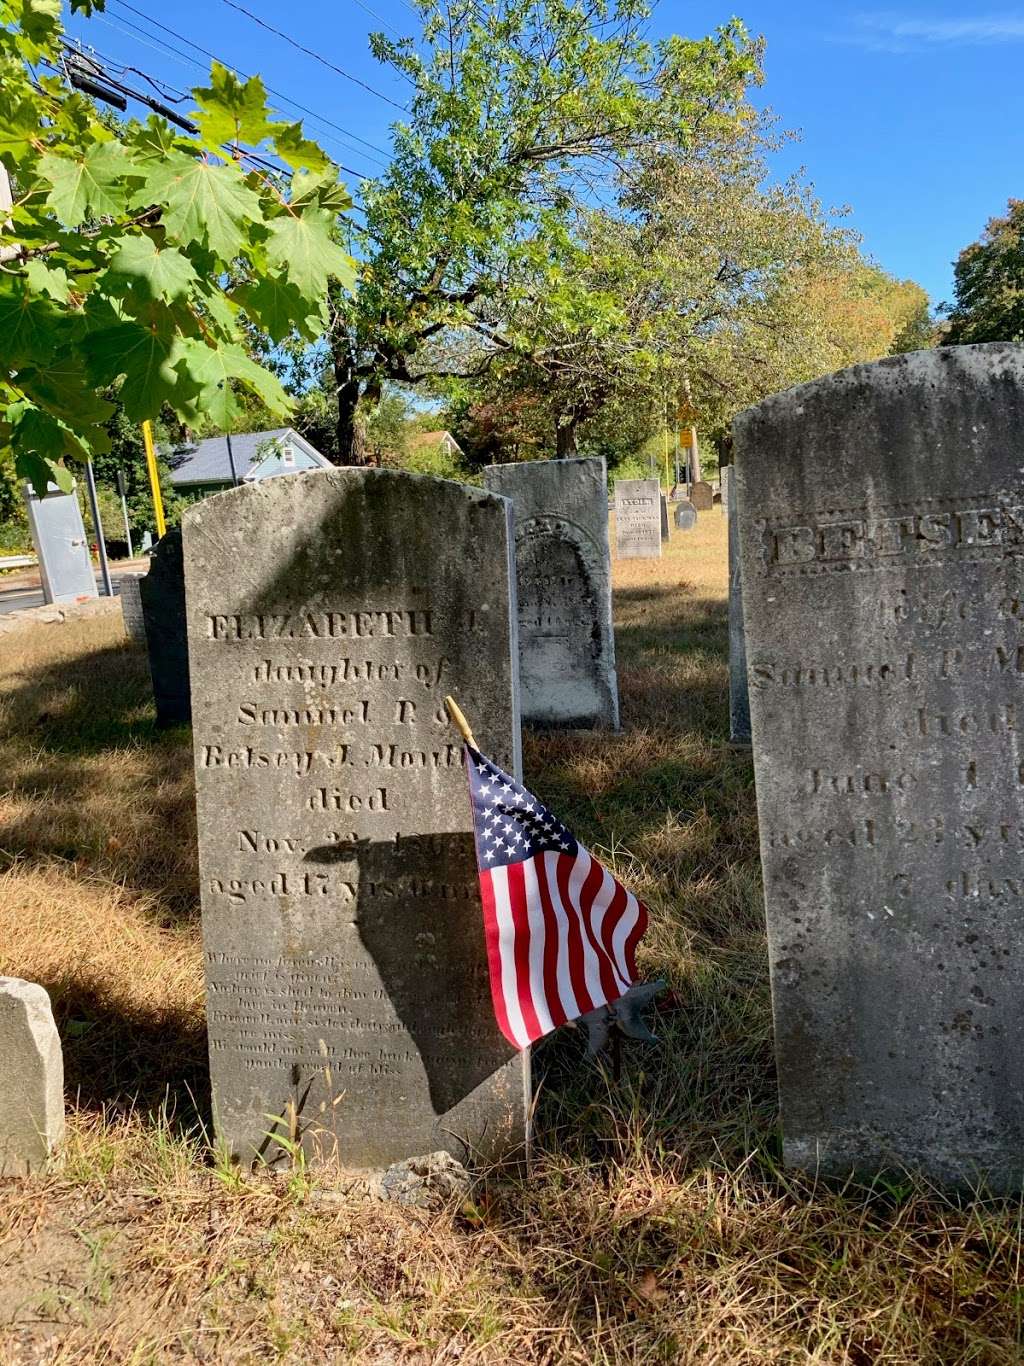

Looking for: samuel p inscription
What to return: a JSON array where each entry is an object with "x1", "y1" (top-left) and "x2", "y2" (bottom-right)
[{"x1": 183, "y1": 469, "x2": 528, "y2": 1170}]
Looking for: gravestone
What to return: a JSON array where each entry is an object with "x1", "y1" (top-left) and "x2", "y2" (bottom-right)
[
  {"x1": 690, "y1": 481, "x2": 714, "y2": 511},
  {"x1": 183, "y1": 468, "x2": 528, "y2": 1170},
  {"x1": 735, "y1": 342, "x2": 1024, "y2": 1190},
  {"x1": 721, "y1": 465, "x2": 732, "y2": 515},
  {"x1": 727, "y1": 474, "x2": 750, "y2": 742},
  {"x1": 139, "y1": 530, "x2": 190, "y2": 726},
  {"x1": 0, "y1": 979, "x2": 64, "y2": 1176},
  {"x1": 119, "y1": 574, "x2": 147, "y2": 644},
  {"x1": 674, "y1": 501, "x2": 697, "y2": 532},
  {"x1": 614, "y1": 479, "x2": 662, "y2": 558},
  {"x1": 660, "y1": 495, "x2": 670, "y2": 541},
  {"x1": 483, "y1": 457, "x2": 619, "y2": 730}
]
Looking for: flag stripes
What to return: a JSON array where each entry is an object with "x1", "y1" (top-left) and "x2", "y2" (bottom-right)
[{"x1": 466, "y1": 743, "x2": 648, "y2": 1051}]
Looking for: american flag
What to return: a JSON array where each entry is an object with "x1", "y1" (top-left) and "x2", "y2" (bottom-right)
[{"x1": 465, "y1": 744, "x2": 648, "y2": 1051}]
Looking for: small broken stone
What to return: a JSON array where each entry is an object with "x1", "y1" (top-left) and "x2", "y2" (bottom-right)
[{"x1": 375, "y1": 1151, "x2": 473, "y2": 1209}]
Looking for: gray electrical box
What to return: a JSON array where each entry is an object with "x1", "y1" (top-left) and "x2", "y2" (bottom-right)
[{"x1": 23, "y1": 482, "x2": 97, "y2": 605}]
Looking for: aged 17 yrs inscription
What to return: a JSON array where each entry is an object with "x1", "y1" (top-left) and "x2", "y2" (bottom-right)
[
  {"x1": 735, "y1": 343, "x2": 1024, "y2": 1190},
  {"x1": 183, "y1": 469, "x2": 528, "y2": 1169}
]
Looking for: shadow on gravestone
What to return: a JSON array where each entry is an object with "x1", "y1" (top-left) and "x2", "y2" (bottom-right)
[
  {"x1": 139, "y1": 530, "x2": 190, "y2": 726},
  {"x1": 304, "y1": 832, "x2": 514, "y2": 1121},
  {"x1": 183, "y1": 469, "x2": 529, "y2": 1170}
]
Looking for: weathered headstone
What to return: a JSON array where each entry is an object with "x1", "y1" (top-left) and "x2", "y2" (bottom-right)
[
  {"x1": 0, "y1": 979, "x2": 64, "y2": 1176},
  {"x1": 183, "y1": 468, "x2": 528, "y2": 1170},
  {"x1": 139, "y1": 530, "x2": 190, "y2": 726},
  {"x1": 483, "y1": 458, "x2": 619, "y2": 730},
  {"x1": 614, "y1": 479, "x2": 662, "y2": 558},
  {"x1": 673, "y1": 500, "x2": 697, "y2": 532},
  {"x1": 721, "y1": 465, "x2": 732, "y2": 515},
  {"x1": 690, "y1": 481, "x2": 714, "y2": 511},
  {"x1": 119, "y1": 574, "x2": 147, "y2": 644},
  {"x1": 735, "y1": 343, "x2": 1024, "y2": 1190},
  {"x1": 660, "y1": 494, "x2": 670, "y2": 541},
  {"x1": 727, "y1": 474, "x2": 750, "y2": 742}
]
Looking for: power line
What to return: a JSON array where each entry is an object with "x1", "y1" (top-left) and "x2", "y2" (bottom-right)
[
  {"x1": 105, "y1": 0, "x2": 392, "y2": 163},
  {"x1": 219, "y1": 0, "x2": 409, "y2": 111}
]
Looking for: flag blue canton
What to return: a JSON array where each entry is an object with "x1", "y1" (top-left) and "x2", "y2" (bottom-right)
[{"x1": 466, "y1": 746, "x2": 579, "y2": 867}]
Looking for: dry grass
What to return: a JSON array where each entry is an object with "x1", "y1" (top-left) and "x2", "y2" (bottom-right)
[{"x1": 1, "y1": 513, "x2": 1023, "y2": 1363}]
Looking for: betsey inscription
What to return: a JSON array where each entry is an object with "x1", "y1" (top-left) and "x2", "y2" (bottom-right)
[{"x1": 183, "y1": 469, "x2": 527, "y2": 1170}]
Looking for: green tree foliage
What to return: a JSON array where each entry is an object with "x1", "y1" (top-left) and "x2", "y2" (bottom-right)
[
  {"x1": 0, "y1": 0, "x2": 355, "y2": 493},
  {"x1": 328, "y1": 0, "x2": 759, "y2": 458},
  {"x1": 942, "y1": 199, "x2": 1024, "y2": 345}
]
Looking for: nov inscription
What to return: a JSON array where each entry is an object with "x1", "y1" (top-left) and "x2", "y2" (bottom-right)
[
  {"x1": 183, "y1": 469, "x2": 528, "y2": 1169},
  {"x1": 735, "y1": 343, "x2": 1024, "y2": 1190},
  {"x1": 484, "y1": 458, "x2": 618, "y2": 729}
]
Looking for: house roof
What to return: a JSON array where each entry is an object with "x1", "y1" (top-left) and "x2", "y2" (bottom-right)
[
  {"x1": 407, "y1": 429, "x2": 462, "y2": 452},
  {"x1": 165, "y1": 428, "x2": 330, "y2": 487}
]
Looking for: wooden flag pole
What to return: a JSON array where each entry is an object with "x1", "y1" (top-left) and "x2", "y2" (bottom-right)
[{"x1": 444, "y1": 695, "x2": 477, "y2": 749}]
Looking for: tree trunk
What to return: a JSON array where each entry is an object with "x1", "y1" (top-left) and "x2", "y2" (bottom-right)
[
  {"x1": 328, "y1": 295, "x2": 365, "y2": 466},
  {"x1": 555, "y1": 418, "x2": 579, "y2": 458}
]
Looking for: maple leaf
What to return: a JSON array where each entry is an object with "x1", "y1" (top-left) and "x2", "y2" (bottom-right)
[
  {"x1": 265, "y1": 208, "x2": 356, "y2": 297},
  {"x1": 38, "y1": 141, "x2": 130, "y2": 227},
  {"x1": 103, "y1": 234, "x2": 199, "y2": 303},
  {"x1": 232, "y1": 274, "x2": 326, "y2": 343},
  {"x1": 271, "y1": 122, "x2": 332, "y2": 175},
  {"x1": 137, "y1": 153, "x2": 262, "y2": 261},
  {"x1": 192, "y1": 63, "x2": 271, "y2": 149},
  {"x1": 180, "y1": 338, "x2": 292, "y2": 421},
  {"x1": 83, "y1": 319, "x2": 193, "y2": 420}
]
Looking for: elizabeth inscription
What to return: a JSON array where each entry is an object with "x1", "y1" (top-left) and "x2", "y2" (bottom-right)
[
  {"x1": 183, "y1": 469, "x2": 528, "y2": 1169},
  {"x1": 736, "y1": 343, "x2": 1024, "y2": 1190}
]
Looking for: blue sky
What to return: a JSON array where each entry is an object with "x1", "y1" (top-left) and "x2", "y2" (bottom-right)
[{"x1": 63, "y1": 0, "x2": 1023, "y2": 307}]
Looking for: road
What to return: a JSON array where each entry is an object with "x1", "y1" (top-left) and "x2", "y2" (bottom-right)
[{"x1": 0, "y1": 559, "x2": 150, "y2": 616}]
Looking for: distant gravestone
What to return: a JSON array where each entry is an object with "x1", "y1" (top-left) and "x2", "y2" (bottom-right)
[
  {"x1": 483, "y1": 458, "x2": 619, "y2": 730},
  {"x1": 0, "y1": 979, "x2": 64, "y2": 1176},
  {"x1": 614, "y1": 479, "x2": 662, "y2": 558},
  {"x1": 735, "y1": 343, "x2": 1024, "y2": 1190},
  {"x1": 119, "y1": 574, "x2": 147, "y2": 644},
  {"x1": 183, "y1": 468, "x2": 528, "y2": 1170},
  {"x1": 727, "y1": 474, "x2": 750, "y2": 742},
  {"x1": 674, "y1": 501, "x2": 697, "y2": 532},
  {"x1": 721, "y1": 465, "x2": 732, "y2": 515},
  {"x1": 139, "y1": 530, "x2": 190, "y2": 726},
  {"x1": 690, "y1": 481, "x2": 714, "y2": 511},
  {"x1": 660, "y1": 495, "x2": 670, "y2": 541}
]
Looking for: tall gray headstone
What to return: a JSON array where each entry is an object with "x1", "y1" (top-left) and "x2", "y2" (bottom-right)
[
  {"x1": 0, "y1": 979, "x2": 64, "y2": 1176},
  {"x1": 727, "y1": 475, "x2": 750, "y2": 743},
  {"x1": 614, "y1": 479, "x2": 662, "y2": 558},
  {"x1": 660, "y1": 494, "x2": 670, "y2": 541},
  {"x1": 140, "y1": 530, "x2": 190, "y2": 726},
  {"x1": 119, "y1": 573, "x2": 147, "y2": 644},
  {"x1": 483, "y1": 458, "x2": 619, "y2": 730},
  {"x1": 183, "y1": 469, "x2": 528, "y2": 1170},
  {"x1": 735, "y1": 343, "x2": 1024, "y2": 1190}
]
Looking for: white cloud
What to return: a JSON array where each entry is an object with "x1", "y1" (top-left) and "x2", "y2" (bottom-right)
[{"x1": 843, "y1": 12, "x2": 1024, "y2": 51}]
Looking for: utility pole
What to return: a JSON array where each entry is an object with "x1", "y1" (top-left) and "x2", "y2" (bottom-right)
[
  {"x1": 225, "y1": 432, "x2": 239, "y2": 486},
  {"x1": 141, "y1": 420, "x2": 166, "y2": 539},
  {"x1": 115, "y1": 467, "x2": 133, "y2": 558},
  {"x1": 84, "y1": 459, "x2": 113, "y2": 596}
]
